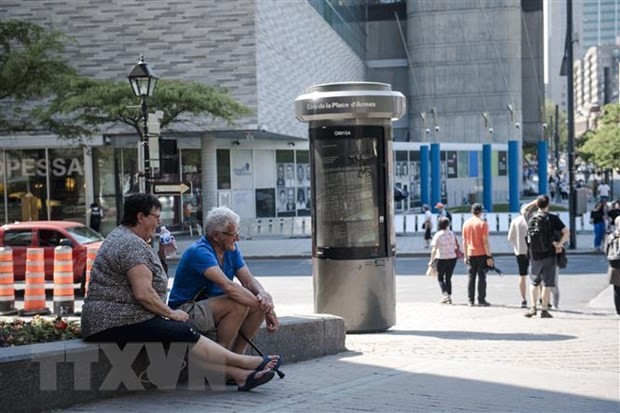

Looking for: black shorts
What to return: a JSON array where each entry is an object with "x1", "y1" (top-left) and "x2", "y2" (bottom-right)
[
  {"x1": 85, "y1": 316, "x2": 201, "y2": 346},
  {"x1": 516, "y1": 254, "x2": 529, "y2": 276}
]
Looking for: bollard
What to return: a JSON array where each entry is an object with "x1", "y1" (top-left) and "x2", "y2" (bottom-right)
[
  {"x1": 20, "y1": 248, "x2": 51, "y2": 316},
  {"x1": 0, "y1": 247, "x2": 18, "y2": 315},
  {"x1": 53, "y1": 246, "x2": 75, "y2": 315},
  {"x1": 85, "y1": 246, "x2": 99, "y2": 297}
]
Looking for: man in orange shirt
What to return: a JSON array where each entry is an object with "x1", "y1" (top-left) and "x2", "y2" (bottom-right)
[{"x1": 462, "y1": 203, "x2": 494, "y2": 306}]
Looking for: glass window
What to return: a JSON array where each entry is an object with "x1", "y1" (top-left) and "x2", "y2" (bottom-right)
[
  {"x1": 3, "y1": 229, "x2": 32, "y2": 246},
  {"x1": 217, "y1": 149, "x2": 231, "y2": 190},
  {"x1": 276, "y1": 150, "x2": 296, "y2": 217},
  {"x1": 312, "y1": 126, "x2": 384, "y2": 254},
  {"x1": 48, "y1": 148, "x2": 86, "y2": 221},
  {"x1": 181, "y1": 149, "x2": 203, "y2": 227},
  {"x1": 2, "y1": 149, "x2": 49, "y2": 222},
  {"x1": 38, "y1": 229, "x2": 62, "y2": 247}
]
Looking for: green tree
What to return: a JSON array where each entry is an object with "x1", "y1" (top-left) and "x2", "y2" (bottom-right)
[
  {"x1": 579, "y1": 102, "x2": 620, "y2": 172},
  {"x1": 36, "y1": 77, "x2": 252, "y2": 140},
  {"x1": 0, "y1": 20, "x2": 76, "y2": 133}
]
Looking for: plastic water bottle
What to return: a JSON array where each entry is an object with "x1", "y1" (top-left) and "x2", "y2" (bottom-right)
[
  {"x1": 159, "y1": 226, "x2": 177, "y2": 259},
  {"x1": 160, "y1": 226, "x2": 172, "y2": 245}
]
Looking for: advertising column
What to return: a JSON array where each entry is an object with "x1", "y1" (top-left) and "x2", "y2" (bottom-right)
[{"x1": 295, "y1": 82, "x2": 405, "y2": 332}]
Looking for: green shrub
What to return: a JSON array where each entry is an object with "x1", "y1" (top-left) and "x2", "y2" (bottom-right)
[{"x1": 0, "y1": 316, "x2": 81, "y2": 347}]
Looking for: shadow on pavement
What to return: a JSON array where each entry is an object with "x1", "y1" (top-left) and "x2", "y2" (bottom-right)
[{"x1": 384, "y1": 329, "x2": 576, "y2": 341}]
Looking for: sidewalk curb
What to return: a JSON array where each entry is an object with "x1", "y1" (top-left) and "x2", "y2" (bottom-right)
[{"x1": 167, "y1": 250, "x2": 603, "y2": 262}]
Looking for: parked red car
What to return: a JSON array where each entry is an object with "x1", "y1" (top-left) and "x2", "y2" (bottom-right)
[{"x1": 0, "y1": 221, "x2": 104, "y2": 288}]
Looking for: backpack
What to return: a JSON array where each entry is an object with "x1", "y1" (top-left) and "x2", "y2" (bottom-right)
[
  {"x1": 607, "y1": 232, "x2": 620, "y2": 268},
  {"x1": 527, "y1": 212, "x2": 553, "y2": 257}
]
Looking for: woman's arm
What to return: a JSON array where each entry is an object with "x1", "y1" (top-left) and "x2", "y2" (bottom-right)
[{"x1": 128, "y1": 264, "x2": 188, "y2": 322}]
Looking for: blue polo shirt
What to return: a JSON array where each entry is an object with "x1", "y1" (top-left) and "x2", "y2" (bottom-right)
[{"x1": 168, "y1": 236, "x2": 246, "y2": 309}]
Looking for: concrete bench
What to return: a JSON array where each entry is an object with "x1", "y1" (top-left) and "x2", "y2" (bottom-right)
[{"x1": 0, "y1": 314, "x2": 345, "y2": 413}]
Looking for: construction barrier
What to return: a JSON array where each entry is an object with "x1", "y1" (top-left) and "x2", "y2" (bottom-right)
[
  {"x1": 0, "y1": 247, "x2": 18, "y2": 315},
  {"x1": 85, "y1": 246, "x2": 99, "y2": 296},
  {"x1": 20, "y1": 248, "x2": 50, "y2": 316},
  {"x1": 53, "y1": 246, "x2": 75, "y2": 315}
]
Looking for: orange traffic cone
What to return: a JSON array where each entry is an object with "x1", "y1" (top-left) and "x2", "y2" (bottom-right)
[
  {"x1": 53, "y1": 246, "x2": 75, "y2": 315},
  {"x1": 85, "y1": 246, "x2": 99, "y2": 297},
  {"x1": 20, "y1": 248, "x2": 51, "y2": 316},
  {"x1": 0, "y1": 247, "x2": 18, "y2": 315}
]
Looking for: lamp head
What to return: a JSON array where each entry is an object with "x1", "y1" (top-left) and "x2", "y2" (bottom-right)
[{"x1": 128, "y1": 55, "x2": 159, "y2": 97}]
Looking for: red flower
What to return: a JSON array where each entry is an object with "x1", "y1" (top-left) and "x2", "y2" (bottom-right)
[{"x1": 54, "y1": 320, "x2": 68, "y2": 330}]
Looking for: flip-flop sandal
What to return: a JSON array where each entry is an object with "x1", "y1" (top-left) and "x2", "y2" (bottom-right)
[
  {"x1": 254, "y1": 355, "x2": 282, "y2": 372},
  {"x1": 237, "y1": 370, "x2": 275, "y2": 392}
]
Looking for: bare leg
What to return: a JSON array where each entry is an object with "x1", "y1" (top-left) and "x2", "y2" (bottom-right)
[
  {"x1": 519, "y1": 275, "x2": 527, "y2": 302},
  {"x1": 190, "y1": 336, "x2": 278, "y2": 371},
  {"x1": 187, "y1": 338, "x2": 276, "y2": 391},
  {"x1": 529, "y1": 284, "x2": 539, "y2": 310},
  {"x1": 541, "y1": 286, "x2": 551, "y2": 309},
  {"x1": 231, "y1": 306, "x2": 265, "y2": 354},
  {"x1": 209, "y1": 296, "x2": 250, "y2": 350}
]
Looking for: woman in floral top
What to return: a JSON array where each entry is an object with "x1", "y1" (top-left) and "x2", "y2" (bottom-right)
[
  {"x1": 429, "y1": 217, "x2": 459, "y2": 304},
  {"x1": 81, "y1": 193, "x2": 281, "y2": 392}
]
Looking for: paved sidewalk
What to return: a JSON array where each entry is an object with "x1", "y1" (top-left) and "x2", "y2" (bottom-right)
[
  {"x1": 55, "y1": 231, "x2": 619, "y2": 412},
  {"x1": 60, "y1": 274, "x2": 619, "y2": 413}
]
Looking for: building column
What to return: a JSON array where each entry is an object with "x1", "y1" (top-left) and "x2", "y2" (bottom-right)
[
  {"x1": 201, "y1": 132, "x2": 217, "y2": 224},
  {"x1": 430, "y1": 143, "x2": 441, "y2": 211},
  {"x1": 420, "y1": 145, "x2": 429, "y2": 207},
  {"x1": 483, "y1": 144, "x2": 493, "y2": 212},
  {"x1": 83, "y1": 146, "x2": 94, "y2": 221}
]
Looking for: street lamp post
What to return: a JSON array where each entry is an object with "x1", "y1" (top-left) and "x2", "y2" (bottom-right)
[{"x1": 128, "y1": 55, "x2": 159, "y2": 193}]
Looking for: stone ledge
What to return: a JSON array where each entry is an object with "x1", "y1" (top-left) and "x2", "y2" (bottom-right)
[{"x1": 0, "y1": 314, "x2": 345, "y2": 413}]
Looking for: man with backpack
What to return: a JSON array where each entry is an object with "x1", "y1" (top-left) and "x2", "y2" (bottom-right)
[{"x1": 521, "y1": 195, "x2": 570, "y2": 318}]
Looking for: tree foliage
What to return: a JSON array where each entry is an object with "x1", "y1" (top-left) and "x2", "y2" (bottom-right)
[
  {"x1": 579, "y1": 102, "x2": 620, "y2": 171},
  {"x1": 0, "y1": 20, "x2": 76, "y2": 132},
  {"x1": 36, "y1": 77, "x2": 253, "y2": 140},
  {"x1": 1, "y1": 20, "x2": 251, "y2": 139}
]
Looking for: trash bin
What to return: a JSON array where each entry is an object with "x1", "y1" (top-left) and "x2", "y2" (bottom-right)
[{"x1": 295, "y1": 82, "x2": 405, "y2": 332}]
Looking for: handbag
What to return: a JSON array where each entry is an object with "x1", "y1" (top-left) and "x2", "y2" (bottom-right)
[
  {"x1": 454, "y1": 235, "x2": 465, "y2": 259},
  {"x1": 426, "y1": 260, "x2": 438, "y2": 277},
  {"x1": 556, "y1": 247, "x2": 567, "y2": 269}
]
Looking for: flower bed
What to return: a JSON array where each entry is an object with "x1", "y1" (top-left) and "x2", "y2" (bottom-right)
[{"x1": 0, "y1": 315, "x2": 81, "y2": 347}]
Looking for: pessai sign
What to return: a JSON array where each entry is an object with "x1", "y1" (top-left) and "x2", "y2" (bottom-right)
[{"x1": 0, "y1": 157, "x2": 84, "y2": 178}]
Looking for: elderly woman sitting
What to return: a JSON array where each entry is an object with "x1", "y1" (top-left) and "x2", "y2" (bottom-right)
[{"x1": 81, "y1": 193, "x2": 281, "y2": 391}]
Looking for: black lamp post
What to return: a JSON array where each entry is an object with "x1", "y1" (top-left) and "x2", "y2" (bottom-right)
[{"x1": 128, "y1": 55, "x2": 158, "y2": 193}]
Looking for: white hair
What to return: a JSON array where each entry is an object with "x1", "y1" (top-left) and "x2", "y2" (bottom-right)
[{"x1": 205, "y1": 206, "x2": 240, "y2": 236}]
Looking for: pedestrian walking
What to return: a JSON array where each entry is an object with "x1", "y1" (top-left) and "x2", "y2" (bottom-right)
[
  {"x1": 507, "y1": 211, "x2": 529, "y2": 308},
  {"x1": 606, "y1": 216, "x2": 620, "y2": 317},
  {"x1": 429, "y1": 217, "x2": 458, "y2": 304},
  {"x1": 462, "y1": 203, "x2": 493, "y2": 307},
  {"x1": 422, "y1": 204, "x2": 432, "y2": 248},
  {"x1": 597, "y1": 180, "x2": 610, "y2": 202},
  {"x1": 522, "y1": 195, "x2": 570, "y2": 319},
  {"x1": 590, "y1": 202, "x2": 606, "y2": 252},
  {"x1": 435, "y1": 202, "x2": 452, "y2": 223},
  {"x1": 89, "y1": 202, "x2": 103, "y2": 233}
]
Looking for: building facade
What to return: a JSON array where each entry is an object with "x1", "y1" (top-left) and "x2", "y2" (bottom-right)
[{"x1": 1, "y1": 0, "x2": 535, "y2": 231}]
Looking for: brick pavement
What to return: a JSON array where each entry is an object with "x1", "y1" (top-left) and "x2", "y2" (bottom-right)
[{"x1": 59, "y1": 272, "x2": 619, "y2": 413}]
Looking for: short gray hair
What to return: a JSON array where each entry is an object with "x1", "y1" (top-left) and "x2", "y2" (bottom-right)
[{"x1": 205, "y1": 206, "x2": 240, "y2": 236}]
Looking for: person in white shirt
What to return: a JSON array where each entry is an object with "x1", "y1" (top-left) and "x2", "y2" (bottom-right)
[
  {"x1": 597, "y1": 181, "x2": 611, "y2": 202},
  {"x1": 507, "y1": 212, "x2": 529, "y2": 308},
  {"x1": 429, "y1": 217, "x2": 458, "y2": 304}
]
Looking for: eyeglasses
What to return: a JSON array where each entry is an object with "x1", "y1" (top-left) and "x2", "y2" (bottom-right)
[
  {"x1": 220, "y1": 230, "x2": 240, "y2": 238},
  {"x1": 148, "y1": 213, "x2": 161, "y2": 220}
]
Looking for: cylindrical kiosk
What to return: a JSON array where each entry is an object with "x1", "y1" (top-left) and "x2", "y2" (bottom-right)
[{"x1": 295, "y1": 82, "x2": 405, "y2": 332}]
